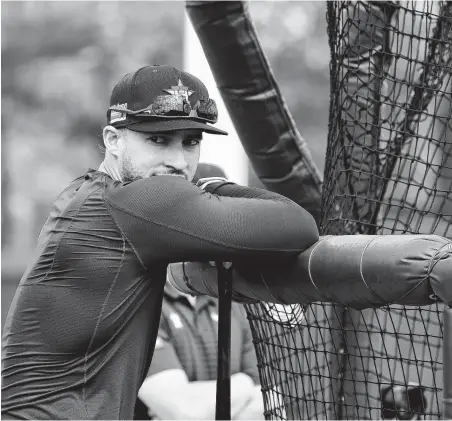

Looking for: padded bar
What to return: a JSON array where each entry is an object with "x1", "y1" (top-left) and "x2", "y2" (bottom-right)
[
  {"x1": 186, "y1": 1, "x2": 323, "y2": 221},
  {"x1": 169, "y1": 234, "x2": 452, "y2": 309}
]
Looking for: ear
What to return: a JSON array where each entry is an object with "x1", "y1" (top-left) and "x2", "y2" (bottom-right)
[{"x1": 102, "y1": 125, "x2": 123, "y2": 157}]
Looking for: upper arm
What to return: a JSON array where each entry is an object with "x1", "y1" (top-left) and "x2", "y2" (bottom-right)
[{"x1": 105, "y1": 176, "x2": 318, "y2": 266}]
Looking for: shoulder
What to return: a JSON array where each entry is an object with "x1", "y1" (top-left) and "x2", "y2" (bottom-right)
[{"x1": 47, "y1": 172, "x2": 106, "y2": 217}]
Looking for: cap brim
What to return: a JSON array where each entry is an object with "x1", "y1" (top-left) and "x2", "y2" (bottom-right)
[{"x1": 126, "y1": 118, "x2": 228, "y2": 136}]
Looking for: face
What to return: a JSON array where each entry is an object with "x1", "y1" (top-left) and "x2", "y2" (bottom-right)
[{"x1": 110, "y1": 128, "x2": 202, "y2": 183}]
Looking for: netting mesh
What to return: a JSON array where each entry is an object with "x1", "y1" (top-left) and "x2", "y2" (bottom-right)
[{"x1": 245, "y1": 1, "x2": 452, "y2": 419}]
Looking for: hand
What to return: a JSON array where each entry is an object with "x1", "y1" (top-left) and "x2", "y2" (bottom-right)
[
  {"x1": 208, "y1": 261, "x2": 232, "y2": 269},
  {"x1": 196, "y1": 176, "x2": 228, "y2": 191},
  {"x1": 207, "y1": 261, "x2": 258, "y2": 304}
]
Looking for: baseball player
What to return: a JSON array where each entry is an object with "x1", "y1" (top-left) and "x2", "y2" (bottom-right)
[{"x1": 2, "y1": 65, "x2": 318, "y2": 420}]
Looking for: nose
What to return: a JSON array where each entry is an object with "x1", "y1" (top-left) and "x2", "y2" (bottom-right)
[{"x1": 164, "y1": 142, "x2": 188, "y2": 173}]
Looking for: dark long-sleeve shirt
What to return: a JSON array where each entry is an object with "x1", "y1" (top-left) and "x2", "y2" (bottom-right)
[{"x1": 2, "y1": 169, "x2": 318, "y2": 420}]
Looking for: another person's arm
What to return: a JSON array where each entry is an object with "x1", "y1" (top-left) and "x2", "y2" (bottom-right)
[
  {"x1": 138, "y1": 369, "x2": 255, "y2": 420},
  {"x1": 105, "y1": 176, "x2": 319, "y2": 266},
  {"x1": 138, "y1": 311, "x2": 255, "y2": 420}
]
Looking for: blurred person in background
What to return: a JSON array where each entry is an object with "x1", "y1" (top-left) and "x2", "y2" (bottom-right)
[
  {"x1": 136, "y1": 264, "x2": 264, "y2": 420},
  {"x1": 1, "y1": 64, "x2": 318, "y2": 420},
  {"x1": 135, "y1": 163, "x2": 264, "y2": 420}
]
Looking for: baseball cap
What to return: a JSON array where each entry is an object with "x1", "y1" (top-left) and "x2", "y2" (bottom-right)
[{"x1": 107, "y1": 65, "x2": 228, "y2": 136}]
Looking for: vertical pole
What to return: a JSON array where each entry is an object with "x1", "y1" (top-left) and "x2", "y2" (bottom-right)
[
  {"x1": 443, "y1": 307, "x2": 452, "y2": 419},
  {"x1": 183, "y1": 9, "x2": 244, "y2": 419},
  {"x1": 183, "y1": 12, "x2": 248, "y2": 185},
  {"x1": 215, "y1": 263, "x2": 233, "y2": 420}
]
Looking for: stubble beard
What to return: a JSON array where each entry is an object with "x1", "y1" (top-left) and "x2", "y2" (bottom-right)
[
  {"x1": 120, "y1": 154, "x2": 144, "y2": 183},
  {"x1": 119, "y1": 152, "x2": 191, "y2": 182}
]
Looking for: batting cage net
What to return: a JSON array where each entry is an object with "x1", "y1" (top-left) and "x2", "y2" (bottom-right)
[{"x1": 244, "y1": 1, "x2": 452, "y2": 419}]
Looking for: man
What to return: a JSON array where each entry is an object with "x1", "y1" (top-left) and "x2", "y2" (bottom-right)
[
  {"x1": 1, "y1": 65, "x2": 319, "y2": 420},
  {"x1": 136, "y1": 266, "x2": 264, "y2": 420},
  {"x1": 135, "y1": 163, "x2": 264, "y2": 420}
]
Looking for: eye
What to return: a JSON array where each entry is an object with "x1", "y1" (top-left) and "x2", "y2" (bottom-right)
[
  {"x1": 184, "y1": 138, "x2": 201, "y2": 147},
  {"x1": 147, "y1": 135, "x2": 166, "y2": 144}
]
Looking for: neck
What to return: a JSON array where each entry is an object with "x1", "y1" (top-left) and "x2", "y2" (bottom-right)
[{"x1": 98, "y1": 156, "x2": 122, "y2": 182}]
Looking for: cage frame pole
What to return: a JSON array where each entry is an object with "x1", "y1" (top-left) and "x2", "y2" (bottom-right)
[{"x1": 443, "y1": 307, "x2": 452, "y2": 419}]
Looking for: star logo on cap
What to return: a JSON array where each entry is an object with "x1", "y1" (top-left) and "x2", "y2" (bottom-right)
[{"x1": 163, "y1": 79, "x2": 194, "y2": 102}]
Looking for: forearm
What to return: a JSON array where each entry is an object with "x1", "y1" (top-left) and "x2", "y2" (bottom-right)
[
  {"x1": 182, "y1": 379, "x2": 217, "y2": 420},
  {"x1": 108, "y1": 176, "x2": 319, "y2": 265},
  {"x1": 146, "y1": 372, "x2": 254, "y2": 420},
  {"x1": 184, "y1": 373, "x2": 254, "y2": 419},
  {"x1": 205, "y1": 180, "x2": 297, "y2": 203}
]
